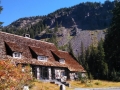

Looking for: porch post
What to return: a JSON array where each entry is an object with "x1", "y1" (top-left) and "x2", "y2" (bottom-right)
[
  {"x1": 48, "y1": 67, "x2": 51, "y2": 80},
  {"x1": 30, "y1": 67, "x2": 33, "y2": 78},
  {"x1": 36, "y1": 66, "x2": 40, "y2": 80}
]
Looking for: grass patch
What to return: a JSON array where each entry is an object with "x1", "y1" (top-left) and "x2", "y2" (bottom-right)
[
  {"x1": 30, "y1": 81, "x2": 59, "y2": 90},
  {"x1": 30, "y1": 80, "x2": 120, "y2": 90}
]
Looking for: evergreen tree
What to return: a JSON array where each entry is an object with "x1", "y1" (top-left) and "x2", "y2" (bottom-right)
[
  {"x1": 84, "y1": 40, "x2": 108, "y2": 79},
  {"x1": 68, "y1": 43, "x2": 77, "y2": 60},
  {"x1": 47, "y1": 33, "x2": 58, "y2": 47},
  {"x1": 97, "y1": 39, "x2": 108, "y2": 79},
  {"x1": 54, "y1": 22, "x2": 58, "y2": 33},
  {"x1": 0, "y1": 2, "x2": 3, "y2": 27},
  {"x1": 88, "y1": 45, "x2": 98, "y2": 78},
  {"x1": 104, "y1": 1, "x2": 120, "y2": 72},
  {"x1": 80, "y1": 42, "x2": 86, "y2": 66},
  {"x1": 41, "y1": 24, "x2": 44, "y2": 31},
  {"x1": 29, "y1": 29, "x2": 34, "y2": 38},
  {"x1": 85, "y1": 47, "x2": 91, "y2": 75}
]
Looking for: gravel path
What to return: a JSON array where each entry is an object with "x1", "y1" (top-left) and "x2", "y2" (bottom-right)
[{"x1": 74, "y1": 87, "x2": 120, "y2": 90}]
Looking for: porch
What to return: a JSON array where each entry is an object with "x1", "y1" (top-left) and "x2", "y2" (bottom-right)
[{"x1": 31, "y1": 65, "x2": 68, "y2": 81}]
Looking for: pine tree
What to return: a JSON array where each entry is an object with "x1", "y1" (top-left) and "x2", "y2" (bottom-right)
[
  {"x1": 85, "y1": 47, "x2": 91, "y2": 74},
  {"x1": 0, "y1": 2, "x2": 3, "y2": 27},
  {"x1": 87, "y1": 45, "x2": 98, "y2": 78},
  {"x1": 80, "y1": 42, "x2": 85, "y2": 66},
  {"x1": 54, "y1": 22, "x2": 58, "y2": 33},
  {"x1": 41, "y1": 24, "x2": 44, "y2": 31},
  {"x1": 29, "y1": 29, "x2": 34, "y2": 38},
  {"x1": 68, "y1": 42, "x2": 77, "y2": 60},
  {"x1": 97, "y1": 39, "x2": 108, "y2": 79},
  {"x1": 104, "y1": 1, "x2": 120, "y2": 72}
]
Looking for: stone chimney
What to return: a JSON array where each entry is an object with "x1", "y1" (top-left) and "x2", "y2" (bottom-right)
[{"x1": 24, "y1": 34, "x2": 30, "y2": 38}]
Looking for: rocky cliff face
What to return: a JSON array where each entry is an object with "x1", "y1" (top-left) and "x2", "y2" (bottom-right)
[
  {"x1": 7, "y1": 16, "x2": 42, "y2": 29},
  {"x1": 70, "y1": 30, "x2": 105, "y2": 56}
]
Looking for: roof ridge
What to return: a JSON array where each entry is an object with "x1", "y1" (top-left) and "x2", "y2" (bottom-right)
[
  {"x1": 58, "y1": 50, "x2": 68, "y2": 53},
  {"x1": 0, "y1": 31, "x2": 54, "y2": 45}
]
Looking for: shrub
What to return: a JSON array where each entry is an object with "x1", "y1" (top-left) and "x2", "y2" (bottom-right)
[
  {"x1": 94, "y1": 81, "x2": 101, "y2": 85},
  {"x1": 0, "y1": 59, "x2": 33, "y2": 90},
  {"x1": 88, "y1": 73, "x2": 93, "y2": 83},
  {"x1": 78, "y1": 72, "x2": 88, "y2": 84},
  {"x1": 85, "y1": 82, "x2": 93, "y2": 87},
  {"x1": 81, "y1": 78, "x2": 87, "y2": 83}
]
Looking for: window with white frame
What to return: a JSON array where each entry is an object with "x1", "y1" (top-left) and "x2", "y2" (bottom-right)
[
  {"x1": 59, "y1": 58, "x2": 65, "y2": 64},
  {"x1": 37, "y1": 55, "x2": 48, "y2": 61},
  {"x1": 13, "y1": 52, "x2": 21, "y2": 58}
]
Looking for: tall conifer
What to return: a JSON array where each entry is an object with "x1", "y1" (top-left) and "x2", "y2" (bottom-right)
[{"x1": 104, "y1": 1, "x2": 120, "y2": 71}]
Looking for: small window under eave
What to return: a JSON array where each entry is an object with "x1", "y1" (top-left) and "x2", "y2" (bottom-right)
[
  {"x1": 13, "y1": 52, "x2": 22, "y2": 59},
  {"x1": 37, "y1": 55, "x2": 48, "y2": 62},
  {"x1": 59, "y1": 58, "x2": 65, "y2": 64}
]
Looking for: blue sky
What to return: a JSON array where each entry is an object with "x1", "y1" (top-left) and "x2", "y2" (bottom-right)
[{"x1": 0, "y1": 0, "x2": 113, "y2": 26}]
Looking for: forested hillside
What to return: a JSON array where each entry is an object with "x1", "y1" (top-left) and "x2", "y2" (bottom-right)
[{"x1": 78, "y1": 0, "x2": 120, "y2": 81}]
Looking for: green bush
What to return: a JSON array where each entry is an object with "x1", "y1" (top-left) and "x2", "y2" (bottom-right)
[
  {"x1": 78, "y1": 72, "x2": 88, "y2": 84},
  {"x1": 85, "y1": 82, "x2": 93, "y2": 87},
  {"x1": 81, "y1": 78, "x2": 87, "y2": 83},
  {"x1": 94, "y1": 81, "x2": 101, "y2": 85}
]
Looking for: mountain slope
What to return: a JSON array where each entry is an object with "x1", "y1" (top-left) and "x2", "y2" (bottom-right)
[
  {"x1": 5, "y1": 1, "x2": 114, "y2": 30},
  {"x1": 2, "y1": 1, "x2": 115, "y2": 56}
]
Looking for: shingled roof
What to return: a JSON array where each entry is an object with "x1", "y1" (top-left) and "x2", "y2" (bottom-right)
[
  {"x1": 51, "y1": 50, "x2": 85, "y2": 72},
  {"x1": 29, "y1": 46, "x2": 48, "y2": 56},
  {"x1": 0, "y1": 31, "x2": 85, "y2": 72},
  {"x1": 5, "y1": 41, "x2": 22, "y2": 52}
]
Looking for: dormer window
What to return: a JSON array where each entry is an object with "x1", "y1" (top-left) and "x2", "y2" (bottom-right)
[
  {"x1": 59, "y1": 58, "x2": 65, "y2": 64},
  {"x1": 13, "y1": 52, "x2": 21, "y2": 59},
  {"x1": 37, "y1": 55, "x2": 48, "y2": 62}
]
